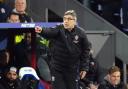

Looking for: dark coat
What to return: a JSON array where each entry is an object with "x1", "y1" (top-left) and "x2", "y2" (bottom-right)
[
  {"x1": 18, "y1": 13, "x2": 33, "y2": 23},
  {"x1": 40, "y1": 25, "x2": 90, "y2": 72},
  {"x1": 14, "y1": 40, "x2": 32, "y2": 69},
  {"x1": 98, "y1": 80, "x2": 127, "y2": 89},
  {"x1": 0, "y1": 2, "x2": 12, "y2": 22},
  {"x1": 0, "y1": 78, "x2": 26, "y2": 89}
]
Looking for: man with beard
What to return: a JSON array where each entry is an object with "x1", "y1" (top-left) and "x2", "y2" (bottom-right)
[{"x1": 0, "y1": 67, "x2": 26, "y2": 89}]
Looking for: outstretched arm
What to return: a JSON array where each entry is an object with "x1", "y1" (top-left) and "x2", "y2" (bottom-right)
[{"x1": 35, "y1": 26, "x2": 59, "y2": 38}]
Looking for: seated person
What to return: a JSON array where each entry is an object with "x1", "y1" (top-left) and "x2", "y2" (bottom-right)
[
  {"x1": 7, "y1": 12, "x2": 20, "y2": 23},
  {"x1": 0, "y1": 50, "x2": 10, "y2": 77},
  {"x1": 14, "y1": 33, "x2": 32, "y2": 69},
  {"x1": 0, "y1": 66, "x2": 26, "y2": 89},
  {"x1": 80, "y1": 48, "x2": 99, "y2": 89},
  {"x1": 7, "y1": 12, "x2": 25, "y2": 44},
  {"x1": 98, "y1": 66, "x2": 127, "y2": 89}
]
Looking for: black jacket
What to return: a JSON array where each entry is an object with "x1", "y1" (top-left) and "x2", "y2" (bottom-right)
[
  {"x1": 98, "y1": 80, "x2": 127, "y2": 89},
  {"x1": 19, "y1": 13, "x2": 33, "y2": 23},
  {"x1": 0, "y1": 2, "x2": 12, "y2": 22},
  {"x1": 39, "y1": 25, "x2": 90, "y2": 72},
  {"x1": 86, "y1": 55, "x2": 99, "y2": 83},
  {"x1": 14, "y1": 40, "x2": 32, "y2": 69},
  {"x1": 0, "y1": 78, "x2": 26, "y2": 89}
]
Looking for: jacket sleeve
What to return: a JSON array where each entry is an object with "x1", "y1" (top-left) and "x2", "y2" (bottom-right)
[
  {"x1": 98, "y1": 84, "x2": 106, "y2": 89},
  {"x1": 39, "y1": 27, "x2": 59, "y2": 39},
  {"x1": 80, "y1": 32, "x2": 90, "y2": 72},
  {"x1": 98, "y1": 80, "x2": 109, "y2": 89}
]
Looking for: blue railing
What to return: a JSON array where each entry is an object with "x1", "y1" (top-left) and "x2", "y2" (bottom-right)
[{"x1": 0, "y1": 22, "x2": 61, "y2": 29}]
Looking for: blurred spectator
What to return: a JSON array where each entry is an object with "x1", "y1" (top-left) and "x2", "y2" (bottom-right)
[
  {"x1": 0, "y1": 66, "x2": 26, "y2": 89},
  {"x1": 14, "y1": 33, "x2": 32, "y2": 69},
  {"x1": 86, "y1": 49, "x2": 99, "y2": 83},
  {"x1": 89, "y1": 0, "x2": 103, "y2": 15},
  {"x1": 89, "y1": 0, "x2": 121, "y2": 29},
  {"x1": 99, "y1": 0, "x2": 122, "y2": 29},
  {"x1": 0, "y1": 32, "x2": 8, "y2": 51},
  {"x1": 0, "y1": 0, "x2": 12, "y2": 22},
  {"x1": 98, "y1": 66, "x2": 127, "y2": 89},
  {"x1": 0, "y1": 50, "x2": 10, "y2": 77},
  {"x1": 0, "y1": 0, "x2": 11, "y2": 51},
  {"x1": 12, "y1": 0, "x2": 33, "y2": 22},
  {"x1": 7, "y1": 12, "x2": 25, "y2": 44},
  {"x1": 122, "y1": 0, "x2": 128, "y2": 30},
  {"x1": 7, "y1": 12, "x2": 20, "y2": 23},
  {"x1": 80, "y1": 46, "x2": 99, "y2": 89}
]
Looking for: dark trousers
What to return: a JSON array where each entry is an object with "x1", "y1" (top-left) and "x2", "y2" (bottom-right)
[{"x1": 51, "y1": 68, "x2": 79, "y2": 89}]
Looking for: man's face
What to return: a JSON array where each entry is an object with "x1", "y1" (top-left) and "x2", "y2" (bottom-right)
[
  {"x1": 25, "y1": 33, "x2": 31, "y2": 45},
  {"x1": 9, "y1": 14, "x2": 20, "y2": 23},
  {"x1": 109, "y1": 71, "x2": 121, "y2": 86},
  {"x1": 63, "y1": 15, "x2": 76, "y2": 30},
  {"x1": 15, "y1": 0, "x2": 26, "y2": 13},
  {"x1": 6, "y1": 71, "x2": 18, "y2": 81}
]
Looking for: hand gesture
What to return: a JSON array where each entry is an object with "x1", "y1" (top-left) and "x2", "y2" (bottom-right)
[
  {"x1": 80, "y1": 71, "x2": 87, "y2": 79},
  {"x1": 35, "y1": 26, "x2": 42, "y2": 33}
]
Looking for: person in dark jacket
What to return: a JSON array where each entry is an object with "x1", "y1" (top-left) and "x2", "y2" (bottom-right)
[
  {"x1": 99, "y1": 0, "x2": 121, "y2": 29},
  {"x1": 98, "y1": 66, "x2": 127, "y2": 89},
  {"x1": 7, "y1": 12, "x2": 20, "y2": 23},
  {"x1": 12, "y1": 0, "x2": 33, "y2": 23},
  {"x1": 14, "y1": 33, "x2": 32, "y2": 69},
  {"x1": 0, "y1": 0, "x2": 12, "y2": 22},
  {"x1": 0, "y1": 66, "x2": 26, "y2": 89},
  {"x1": 0, "y1": 49, "x2": 10, "y2": 78},
  {"x1": 80, "y1": 45, "x2": 99, "y2": 89},
  {"x1": 35, "y1": 10, "x2": 90, "y2": 89}
]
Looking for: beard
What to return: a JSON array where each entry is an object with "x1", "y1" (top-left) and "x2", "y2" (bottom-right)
[{"x1": 6, "y1": 77, "x2": 17, "y2": 84}]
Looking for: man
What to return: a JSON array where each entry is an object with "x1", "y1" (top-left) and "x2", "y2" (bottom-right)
[
  {"x1": 35, "y1": 10, "x2": 90, "y2": 89},
  {"x1": 12, "y1": 0, "x2": 33, "y2": 22},
  {"x1": 0, "y1": 50, "x2": 10, "y2": 78},
  {"x1": 0, "y1": 67, "x2": 26, "y2": 89},
  {"x1": 0, "y1": 0, "x2": 12, "y2": 52},
  {"x1": 0, "y1": 0, "x2": 12, "y2": 22},
  {"x1": 98, "y1": 66, "x2": 127, "y2": 89},
  {"x1": 80, "y1": 44, "x2": 99, "y2": 89},
  {"x1": 14, "y1": 33, "x2": 32, "y2": 69},
  {"x1": 7, "y1": 12, "x2": 24, "y2": 44}
]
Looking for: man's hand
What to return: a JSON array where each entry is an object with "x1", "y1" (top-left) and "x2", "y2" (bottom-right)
[
  {"x1": 35, "y1": 26, "x2": 42, "y2": 33},
  {"x1": 80, "y1": 71, "x2": 87, "y2": 79}
]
